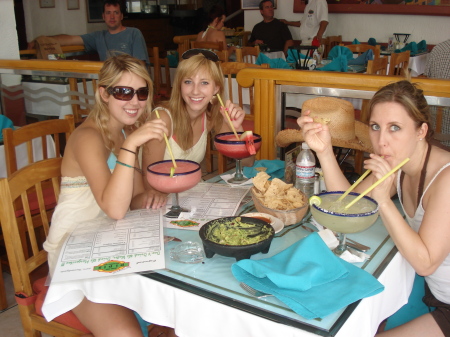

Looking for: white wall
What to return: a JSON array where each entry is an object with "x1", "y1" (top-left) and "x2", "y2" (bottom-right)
[
  {"x1": 244, "y1": 0, "x2": 450, "y2": 45},
  {"x1": 0, "y1": 0, "x2": 20, "y2": 86}
]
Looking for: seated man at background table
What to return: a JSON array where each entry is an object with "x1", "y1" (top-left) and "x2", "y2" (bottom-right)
[
  {"x1": 248, "y1": 0, "x2": 293, "y2": 56},
  {"x1": 280, "y1": 0, "x2": 328, "y2": 46},
  {"x1": 27, "y1": 0, "x2": 149, "y2": 66}
]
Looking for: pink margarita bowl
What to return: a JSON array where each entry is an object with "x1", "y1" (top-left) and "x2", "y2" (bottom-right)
[
  {"x1": 214, "y1": 132, "x2": 262, "y2": 159},
  {"x1": 146, "y1": 160, "x2": 201, "y2": 194}
]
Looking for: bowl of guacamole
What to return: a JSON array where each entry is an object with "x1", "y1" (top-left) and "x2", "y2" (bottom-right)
[{"x1": 199, "y1": 216, "x2": 275, "y2": 261}]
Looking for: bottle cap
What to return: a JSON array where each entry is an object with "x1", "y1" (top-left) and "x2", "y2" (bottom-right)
[{"x1": 302, "y1": 142, "x2": 310, "y2": 150}]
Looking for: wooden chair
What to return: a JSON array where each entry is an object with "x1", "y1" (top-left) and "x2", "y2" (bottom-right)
[
  {"x1": 68, "y1": 77, "x2": 96, "y2": 125},
  {"x1": 323, "y1": 35, "x2": 342, "y2": 59},
  {"x1": 0, "y1": 158, "x2": 87, "y2": 336},
  {"x1": 173, "y1": 34, "x2": 198, "y2": 61},
  {"x1": 190, "y1": 41, "x2": 229, "y2": 62},
  {"x1": 1, "y1": 115, "x2": 74, "y2": 277},
  {"x1": 366, "y1": 56, "x2": 389, "y2": 75},
  {"x1": 388, "y1": 50, "x2": 410, "y2": 76},
  {"x1": 148, "y1": 46, "x2": 172, "y2": 102},
  {"x1": 343, "y1": 44, "x2": 381, "y2": 59},
  {"x1": 235, "y1": 46, "x2": 260, "y2": 63},
  {"x1": 204, "y1": 62, "x2": 270, "y2": 174}
]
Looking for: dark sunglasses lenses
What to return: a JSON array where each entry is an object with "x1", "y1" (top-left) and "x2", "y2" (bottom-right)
[
  {"x1": 182, "y1": 48, "x2": 219, "y2": 62},
  {"x1": 108, "y1": 86, "x2": 149, "y2": 101}
]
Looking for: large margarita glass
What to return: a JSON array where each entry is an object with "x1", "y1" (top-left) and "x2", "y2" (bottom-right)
[
  {"x1": 214, "y1": 132, "x2": 262, "y2": 184},
  {"x1": 310, "y1": 191, "x2": 379, "y2": 255},
  {"x1": 147, "y1": 160, "x2": 201, "y2": 218}
]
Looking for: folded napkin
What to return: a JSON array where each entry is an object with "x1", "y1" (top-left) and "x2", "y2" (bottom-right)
[
  {"x1": 316, "y1": 54, "x2": 348, "y2": 72},
  {"x1": 0, "y1": 115, "x2": 14, "y2": 141},
  {"x1": 327, "y1": 45, "x2": 354, "y2": 61},
  {"x1": 255, "y1": 53, "x2": 291, "y2": 69},
  {"x1": 220, "y1": 172, "x2": 253, "y2": 186},
  {"x1": 232, "y1": 232, "x2": 384, "y2": 319},
  {"x1": 368, "y1": 38, "x2": 377, "y2": 46},
  {"x1": 395, "y1": 41, "x2": 418, "y2": 56},
  {"x1": 348, "y1": 49, "x2": 373, "y2": 65},
  {"x1": 243, "y1": 159, "x2": 285, "y2": 180},
  {"x1": 352, "y1": 38, "x2": 360, "y2": 45},
  {"x1": 417, "y1": 40, "x2": 427, "y2": 53}
]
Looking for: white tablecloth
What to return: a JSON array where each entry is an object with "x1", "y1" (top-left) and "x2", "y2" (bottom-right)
[
  {"x1": 0, "y1": 134, "x2": 56, "y2": 178},
  {"x1": 42, "y1": 252, "x2": 414, "y2": 337}
]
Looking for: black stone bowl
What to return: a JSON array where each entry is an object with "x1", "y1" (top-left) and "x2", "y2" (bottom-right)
[{"x1": 199, "y1": 217, "x2": 275, "y2": 261}]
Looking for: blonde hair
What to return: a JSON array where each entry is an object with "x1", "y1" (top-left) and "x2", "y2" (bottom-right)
[
  {"x1": 89, "y1": 54, "x2": 153, "y2": 153},
  {"x1": 162, "y1": 54, "x2": 224, "y2": 150}
]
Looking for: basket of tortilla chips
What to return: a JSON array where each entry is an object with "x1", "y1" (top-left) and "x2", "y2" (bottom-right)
[{"x1": 251, "y1": 172, "x2": 309, "y2": 226}]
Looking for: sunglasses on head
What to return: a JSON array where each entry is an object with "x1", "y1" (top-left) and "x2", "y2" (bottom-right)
[
  {"x1": 182, "y1": 49, "x2": 220, "y2": 62},
  {"x1": 103, "y1": 86, "x2": 149, "y2": 101}
]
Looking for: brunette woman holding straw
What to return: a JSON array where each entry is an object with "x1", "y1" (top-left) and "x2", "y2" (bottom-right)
[{"x1": 298, "y1": 80, "x2": 450, "y2": 337}]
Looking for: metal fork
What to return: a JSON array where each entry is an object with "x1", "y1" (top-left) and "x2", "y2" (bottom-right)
[{"x1": 240, "y1": 282, "x2": 273, "y2": 298}]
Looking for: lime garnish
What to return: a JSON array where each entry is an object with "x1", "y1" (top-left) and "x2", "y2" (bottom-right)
[
  {"x1": 170, "y1": 167, "x2": 175, "y2": 178},
  {"x1": 309, "y1": 195, "x2": 322, "y2": 206}
]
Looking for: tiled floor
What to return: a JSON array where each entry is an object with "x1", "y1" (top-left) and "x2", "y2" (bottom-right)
[{"x1": 0, "y1": 158, "x2": 222, "y2": 337}]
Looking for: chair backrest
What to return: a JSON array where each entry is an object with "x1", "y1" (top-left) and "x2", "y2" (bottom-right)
[
  {"x1": 173, "y1": 34, "x2": 198, "y2": 61},
  {"x1": 68, "y1": 78, "x2": 96, "y2": 125},
  {"x1": 388, "y1": 50, "x2": 410, "y2": 76},
  {"x1": 323, "y1": 36, "x2": 342, "y2": 59},
  {"x1": 344, "y1": 44, "x2": 381, "y2": 59},
  {"x1": 0, "y1": 157, "x2": 84, "y2": 336},
  {"x1": 3, "y1": 114, "x2": 75, "y2": 177},
  {"x1": 148, "y1": 46, "x2": 172, "y2": 101},
  {"x1": 190, "y1": 41, "x2": 224, "y2": 51},
  {"x1": 236, "y1": 46, "x2": 260, "y2": 63},
  {"x1": 366, "y1": 56, "x2": 389, "y2": 75},
  {"x1": 220, "y1": 62, "x2": 270, "y2": 122}
]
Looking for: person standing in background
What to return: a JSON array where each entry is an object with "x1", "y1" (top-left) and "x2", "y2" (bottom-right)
[
  {"x1": 280, "y1": 0, "x2": 328, "y2": 45},
  {"x1": 27, "y1": 0, "x2": 149, "y2": 66},
  {"x1": 248, "y1": 0, "x2": 293, "y2": 55}
]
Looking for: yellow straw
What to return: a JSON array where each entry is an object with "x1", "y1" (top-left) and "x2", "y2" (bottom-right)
[
  {"x1": 217, "y1": 93, "x2": 239, "y2": 140},
  {"x1": 337, "y1": 169, "x2": 372, "y2": 202},
  {"x1": 154, "y1": 110, "x2": 177, "y2": 169},
  {"x1": 344, "y1": 158, "x2": 410, "y2": 210}
]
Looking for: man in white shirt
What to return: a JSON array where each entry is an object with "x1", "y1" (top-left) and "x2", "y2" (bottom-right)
[{"x1": 280, "y1": 0, "x2": 328, "y2": 45}]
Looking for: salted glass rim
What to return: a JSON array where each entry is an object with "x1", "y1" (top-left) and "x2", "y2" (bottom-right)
[
  {"x1": 311, "y1": 191, "x2": 379, "y2": 218},
  {"x1": 214, "y1": 132, "x2": 262, "y2": 144},
  {"x1": 147, "y1": 159, "x2": 201, "y2": 177}
]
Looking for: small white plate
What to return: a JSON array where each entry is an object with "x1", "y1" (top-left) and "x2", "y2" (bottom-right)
[{"x1": 241, "y1": 212, "x2": 284, "y2": 233}]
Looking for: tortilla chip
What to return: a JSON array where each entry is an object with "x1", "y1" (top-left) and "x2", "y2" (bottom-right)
[{"x1": 253, "y1": 172, "x2": 270, "y2": 193}]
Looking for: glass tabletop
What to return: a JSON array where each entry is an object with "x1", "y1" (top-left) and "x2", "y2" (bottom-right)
[{"x1": 143, "y1": 178, "x2": 398, "y2": 336}]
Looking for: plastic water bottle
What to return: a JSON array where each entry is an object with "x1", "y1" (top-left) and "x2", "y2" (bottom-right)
[{"x1": 295, "y1": 142, "x2": 316, "y2": 199}]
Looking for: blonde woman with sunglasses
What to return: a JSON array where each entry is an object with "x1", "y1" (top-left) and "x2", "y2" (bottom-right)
[
  {"x1": 142, "y1": 49, "x2": 254, "y2": 199},
  {"x1": 43, "y1": 54, "x2": 168, "y2": 336}
]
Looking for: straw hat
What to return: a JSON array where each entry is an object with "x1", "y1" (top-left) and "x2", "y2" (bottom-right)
[{"x1": 276, "y1": 97, "x2": 373, "y2": 153}]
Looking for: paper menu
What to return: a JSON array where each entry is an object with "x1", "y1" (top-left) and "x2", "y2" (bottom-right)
[
  {"x1": 164, "y1": 182, "x2": 252, "y2": 230},
  {"x1": 51, "y1": 209, "x2": 165, "y2": 283}
]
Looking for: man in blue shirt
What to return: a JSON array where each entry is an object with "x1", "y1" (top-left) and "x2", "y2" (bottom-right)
[{"x1": 28, "y1": 0, "x2": 149, "y2": 65}]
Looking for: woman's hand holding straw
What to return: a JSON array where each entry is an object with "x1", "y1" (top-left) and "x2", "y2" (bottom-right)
[
  {"x1": 154, "y1": 110, "x2": 177, "y2": 176},
  {"x1": 217, "y1": 94, "x2": 239, "y2": 140},
  {"x1": 344, "y1": 158, "x2": 410, "y2": 210}
]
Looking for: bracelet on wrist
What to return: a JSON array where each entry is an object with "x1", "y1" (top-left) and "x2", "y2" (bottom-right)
[
  {"x1": 120, "y1": 147, "x2": 137, "y2": 155},
  {"x1": 116, "y1": 160, "x2": 142, "y2": 174}
]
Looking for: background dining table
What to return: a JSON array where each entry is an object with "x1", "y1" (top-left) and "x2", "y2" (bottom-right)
[{"x1": 41, "y1": 173, "x2": 416, "y2": 337}]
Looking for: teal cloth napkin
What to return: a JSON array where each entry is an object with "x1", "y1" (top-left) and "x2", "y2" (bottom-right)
[
  {"x1": 232, "y1": 233, "x2": 384, "y2": 319},
  {"x1": 243, "y1": 159, "x2": 285, "y2": 180},
  {"x1": 327, "y1": 45, "x2": 354, "y2": 61},
  {"x1": 395, "y1": 42, "x2": 418, "y2": 56},
  {"x1": 352, "y1": 38, "x2": 360, "y2": 44},
  {"x1": 167, "y1": 52, "x2": 179, "y2": 68},
  {"x1": 0, "y1": 115, "x2": 14, "y2": 141},
  {"x1": 417, "y1": 40, "x2": 427, "y2": 53},
  {"x1": 316, "y1": 54, "x2": 348, "y2": 72},
  {"x1": 368, "y1": 38, "x2": 377, "y2": 46},
  {"x1": 348, "y1": 49, "x2": 373, "y2": 65},
  {"x1": 256, "y1": 53, "x2": 291, "y2": 69}
]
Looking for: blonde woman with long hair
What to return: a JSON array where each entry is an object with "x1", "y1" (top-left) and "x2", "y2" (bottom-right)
[
  {"x1": 142, "y1": 49, "x2": 254, "y2": 198},
  {"x1": 44, "y1": 54, "x2": 168, "y2": 336}
]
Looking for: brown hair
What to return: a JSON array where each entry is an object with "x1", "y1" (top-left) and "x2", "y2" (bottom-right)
[
  {"x1": 368, "y1": 80, "x2": 433, "y2": 140},
  {"x1": 89, "y1": 54, "x2": 153, "y2": 153},
  {"x1": 158, "y1": 54, "x2": 224, "y2": 151}
]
